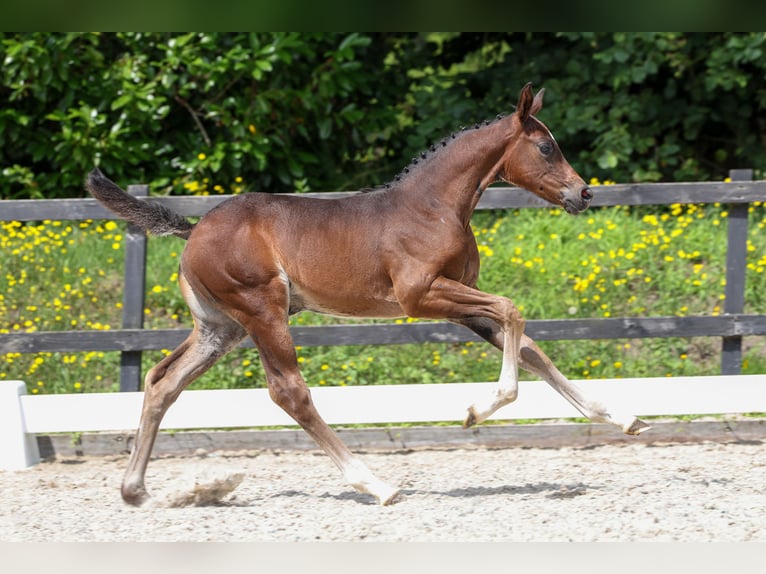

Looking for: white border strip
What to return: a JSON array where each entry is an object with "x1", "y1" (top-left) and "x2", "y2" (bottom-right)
[{"x1": 2, "y1": 375, "x2": 765, "y2": 470}]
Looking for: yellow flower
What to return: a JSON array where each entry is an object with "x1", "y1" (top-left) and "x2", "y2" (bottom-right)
[
  {"x1": 198, "y1": 153, "x2": 206, "y2": 161},
  {"x1": 477, "y1": 244, "x2": 494, "y2": 257},
  {"x1": 642, "y1": 214, "x2": 658, "y2": 226}
]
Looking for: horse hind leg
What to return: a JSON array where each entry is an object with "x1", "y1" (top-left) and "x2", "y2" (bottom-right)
[
  {"x1": 261, "y1": 333, "x2": 400, "y2": 504},
  {"x1": 230, "y1": 288, "x2": 400, "y2": 505},
  {"x1": 121, "y1": 285, "x2": 246, "y2": 506}
]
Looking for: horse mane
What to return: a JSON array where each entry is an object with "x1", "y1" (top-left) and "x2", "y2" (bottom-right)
[{"x1": 364, "y1": 113, "x2": 508, "y2": 193}]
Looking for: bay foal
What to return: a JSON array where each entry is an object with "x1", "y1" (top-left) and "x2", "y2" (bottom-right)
[{"x1": 87, "y1": 83, "x2": 649, "y2": 506}]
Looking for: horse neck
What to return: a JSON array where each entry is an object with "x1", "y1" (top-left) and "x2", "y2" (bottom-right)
[{"x1": 394, "y1": 118, "x2": 515, "y2": 227}]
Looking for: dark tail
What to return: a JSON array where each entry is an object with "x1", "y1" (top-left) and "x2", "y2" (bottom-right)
[{"x1": 85, "y1": 168, "x2": 194, "y2": 240}]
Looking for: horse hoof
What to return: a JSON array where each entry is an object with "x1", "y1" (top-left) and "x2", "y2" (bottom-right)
[
  {"x1": 121, "y1": 485, "x2": 150, "y2": 507},
  {"x1": 380, "y1": 488, "x2": 402, "y2": 506},
  {"x1": 463, "y1": 408, "x2": 478, "y2": 429},
  {"x1": 624, "y1": 417, "x2": 651, "y2": 436}
]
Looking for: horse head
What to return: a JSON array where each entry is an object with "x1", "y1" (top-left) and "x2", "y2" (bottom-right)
[{"x1": 483, "y1": 83, "x2": 592, "y2": 215}]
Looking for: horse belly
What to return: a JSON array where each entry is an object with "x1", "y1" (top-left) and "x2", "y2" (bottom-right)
[{"x1": 288, "y1": 280, "x2": 403, "y2": 319}]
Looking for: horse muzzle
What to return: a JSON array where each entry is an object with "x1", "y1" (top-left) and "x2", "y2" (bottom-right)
[{"x1": 561, "y1": 185, "x2": 592, "y2": 215}]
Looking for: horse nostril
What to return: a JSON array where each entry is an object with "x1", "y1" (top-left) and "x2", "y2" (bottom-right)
[{"x1": 581, "y1": 187, "x2": 593, "y2": 201}]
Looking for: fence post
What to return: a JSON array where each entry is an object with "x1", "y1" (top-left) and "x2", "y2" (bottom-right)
[
  {"x1": 0, "y1": 380, "x2": 40, "y2": 469},
  {"x1": 721, "y1": 169, "x2": 752, "y2": 375},
  {"x1": 119, "y1": 184, "x2": 149, "y2": 392}
]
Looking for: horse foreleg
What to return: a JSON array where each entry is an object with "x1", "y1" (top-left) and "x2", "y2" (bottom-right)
[
  {"x1": 452, "y1": 318, "x2": 650, "y2": 435},
  {"x1": 396, "y1": 277, "x2": 525, "y2": 428},
  {"x1": 518, "y1": 335, "x2": 650, "y2": 435},
  {"x1": 462, "y1": 316, "x2": 524, "y2": 428}
]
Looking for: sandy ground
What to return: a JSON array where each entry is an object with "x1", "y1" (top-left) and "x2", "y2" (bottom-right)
[{"x1": 1, "y1": 439, "x2": 764, "y2": 542}]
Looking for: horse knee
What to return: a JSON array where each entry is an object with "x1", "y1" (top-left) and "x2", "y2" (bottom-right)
[{"x1": 502, "y1": 300, "x2": 525, "y2": 330}]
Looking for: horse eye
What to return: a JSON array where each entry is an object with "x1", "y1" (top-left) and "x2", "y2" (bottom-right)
[{"x1": 538, "y1": 141, "x2": 554, "y2": 156}]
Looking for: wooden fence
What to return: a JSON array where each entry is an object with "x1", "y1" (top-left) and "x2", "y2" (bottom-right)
[{"x1": 1, "y1": 169, "x2": 766, "y2": 392}]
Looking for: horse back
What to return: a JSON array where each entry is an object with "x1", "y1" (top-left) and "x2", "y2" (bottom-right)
[{"x1": 182, "y1": 191, "x2": 405, "y2": 318}]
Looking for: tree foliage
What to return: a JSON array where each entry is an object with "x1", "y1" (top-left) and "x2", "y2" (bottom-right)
[{"x1": 2, "y1": 32, "x2": 765, "y2": 199}]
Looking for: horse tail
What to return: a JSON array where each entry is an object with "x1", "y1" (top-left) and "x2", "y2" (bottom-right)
[{"x1": 85, "y1": 168, "x2": 195, "y2": 240}]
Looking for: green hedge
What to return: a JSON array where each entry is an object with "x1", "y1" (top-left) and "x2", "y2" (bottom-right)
[{"x1": 2, "y1": 32, "x2": 764, "y2": 199}]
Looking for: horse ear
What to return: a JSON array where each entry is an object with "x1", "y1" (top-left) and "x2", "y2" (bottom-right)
[
  {"x1": 530, "y1": 88, "x2": 545, "y2": 116},
  {"x1": 516, "y1": 83, "x2": 535, "y2": 122}
]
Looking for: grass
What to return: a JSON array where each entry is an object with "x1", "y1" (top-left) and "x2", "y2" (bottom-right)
[{"x1": 2, "y1": 182, "x2": 766, "y2": 395}]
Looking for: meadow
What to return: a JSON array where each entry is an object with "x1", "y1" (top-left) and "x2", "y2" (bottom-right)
[{"x1": 2, "y1": 180, "x2": 766, "y2": 396}]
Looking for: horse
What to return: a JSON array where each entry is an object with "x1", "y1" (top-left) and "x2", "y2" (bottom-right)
[{"x1": 86, "y1": 83, "x2": 649, "y2": 507}]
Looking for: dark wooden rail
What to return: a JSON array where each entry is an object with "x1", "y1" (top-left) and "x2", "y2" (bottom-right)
[{"x1": 2, "y1": 169, "x2": 764, "y2": 390}]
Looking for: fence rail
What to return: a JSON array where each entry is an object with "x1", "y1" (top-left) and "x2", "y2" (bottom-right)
[
  {"x1": 2, "y1": 315, "x2": 766, "y2": 353},
  {"x1": 2, "y1": 179, "x2": 766, "y2": 222},
  {"x1": 1, "y1": 169, "x2": 765, "y2": 391}
]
